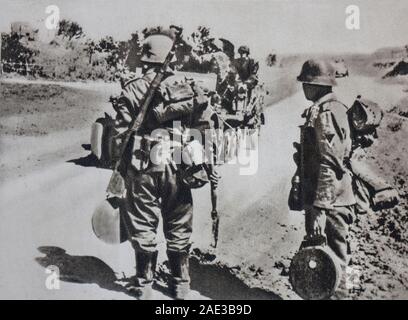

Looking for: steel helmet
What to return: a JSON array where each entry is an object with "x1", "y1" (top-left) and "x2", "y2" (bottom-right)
[
  {"x1": 297, "y1": 59, "x2": 337, "y2": 86},
  {"x1": 348, "y1": 96, "x2": 383, "y2": 132},
  {"x1": 91, "y1": 197, "x2": 127, "y2": 244},
  {"x1": 141, "y1": 34, "x2": 174, "y2": 64},
  {"x1": 238, "y1": 45, "x2": 250, "y2": 55}
]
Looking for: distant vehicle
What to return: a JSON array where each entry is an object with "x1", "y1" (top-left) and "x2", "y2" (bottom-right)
[{"x1": 334, "y1": 59, "x2": 349, "y2": 78}]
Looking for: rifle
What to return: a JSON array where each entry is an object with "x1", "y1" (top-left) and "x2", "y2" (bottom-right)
[
  {"x1": 204, "y1": 163, "x2": 220, "y2": 248},
  {"x1": 106, "y1": 32, "x2": 180, "y2": 196}
]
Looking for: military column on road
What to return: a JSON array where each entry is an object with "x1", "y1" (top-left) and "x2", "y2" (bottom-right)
[{"x1": 88, "y1": 25, "x2": 400, "y2": 301}]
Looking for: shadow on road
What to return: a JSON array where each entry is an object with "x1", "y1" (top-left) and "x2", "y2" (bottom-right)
[
  {"x1": 66, "y1": 144, "x2": 105, "y2": 168},
  {"x1": 35, "y1": 246, "x2": 125, "y2": 292},
  {"x1": 36, "y1": 246, "x2": 280, "y2": 300},
  {"x1": 35, "y1": 246, "x2": 174, "y2": 299},
  {"x1": 189, "y1": 257, "x2": 281, "y2": 300},
  {"x1": 81, "y1": 144, "x2": 91, "y2": 151},
  {"x1": 67, "y1": 154, "x2": 101, "y2": 168},
  {"x1": 156, "y1": 255, "x2": 281, "y2": 300}
]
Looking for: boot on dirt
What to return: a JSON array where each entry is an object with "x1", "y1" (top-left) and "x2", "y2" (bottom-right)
[
  {"x1": 167, "y1": 250, "x2": 192, "y2": 300},
  {"x1": 126, "y1": 250, "x2": 158, "y2": 300},
  {"x1": 331, "y1": 264, "x2": 352, "y2": 300}
]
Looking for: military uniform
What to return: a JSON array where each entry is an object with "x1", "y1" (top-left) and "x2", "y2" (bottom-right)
[
  {"x1": 301, "y1": 92, "x2": 356, "y2": 265},
  {"x1": 232, "y1": 56, "x2": 259, "y2": 90},
  {"x1": 116, "y1": 65, "x2": 206, "y2": 298}
]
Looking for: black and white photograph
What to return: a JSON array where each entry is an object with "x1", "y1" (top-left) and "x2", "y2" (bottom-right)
[{"x1": 0, "y1": 0, "x2": 407, "y2": 303}]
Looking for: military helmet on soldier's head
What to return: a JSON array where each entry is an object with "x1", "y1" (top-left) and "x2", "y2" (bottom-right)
[
  {"x1": 141, "y1": 34, "x2": 174, "y2": 64},
  {"x1": 238, "y1": 45, "x2": 250, "y2": 55},
  {"x1": 297, "y1": 59, "x2": 337, "y2": 86}
]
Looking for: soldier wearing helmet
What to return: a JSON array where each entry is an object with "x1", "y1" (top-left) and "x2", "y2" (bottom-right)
[
  {"x1": 233, "y1": 45, "x2": 259, "y2": 91},
  {"x1": 114, "y1": 30, "x2": 217, "y2": 300},
  {"x1": 291, "y1": 59, "x2": 356, "y2": 278}
]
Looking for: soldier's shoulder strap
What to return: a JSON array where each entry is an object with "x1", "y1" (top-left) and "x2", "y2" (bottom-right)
[
  {"x1": 122, "y1": 75, "x2": 150, "y2": 89},
  {"x1": 319, "y1": 99, "x2": 348, "y2": 113},
  {"x1": 118, "y1": 75, "x2": 155, "y2": 117},
  {"x1": 304, "y1": 99, "x2": 348, "y2": 127}
]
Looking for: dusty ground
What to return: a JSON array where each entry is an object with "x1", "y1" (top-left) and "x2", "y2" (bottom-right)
[{"x1": 0, "y1": 73, "x2": 407, "y2": 300}]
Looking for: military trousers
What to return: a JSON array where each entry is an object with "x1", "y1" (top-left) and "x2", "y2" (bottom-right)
[
  {"x1": 305, "y1": 205, "x2": 355, "y2": 266},
  {"x1": 122, "y1": 164, "x2": 193, "y2": 253}
]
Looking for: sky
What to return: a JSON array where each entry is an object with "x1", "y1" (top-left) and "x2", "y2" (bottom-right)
[{"x1": 1, "y1": 0, "x2": 407, "y2": 59}]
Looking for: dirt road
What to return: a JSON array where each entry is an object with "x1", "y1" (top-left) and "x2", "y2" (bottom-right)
[{"x1": 0, "y1": 75, "x2": 406, "y2": 299}]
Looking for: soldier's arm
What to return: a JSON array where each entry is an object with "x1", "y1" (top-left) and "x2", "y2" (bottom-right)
[
  {"x1": 245, "y1": 60, "x2": 259, "y2": 89},
  {"x1": 312, "y1": 103, "x2": 351, "y2": 208},
  {"x1": 315, "y1": 103, "x2": 350, "y2": 171},
  {"x1": 115, "y1": 78, "x2": 150, "y2": 127},
  {"x1": 114, "y1": 96, "x2": 133, "y2": 128}
]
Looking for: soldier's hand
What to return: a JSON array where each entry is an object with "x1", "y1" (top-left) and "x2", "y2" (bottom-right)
[
  {"x1": 306, "y1": 207, "x2": 327, "y2": 237},
  {"x1": 209, "y1": 170, "x2": 221, "y2": 189},
  {"x1": 312, "y1": 212, "x2": 326, "y2": 236}
]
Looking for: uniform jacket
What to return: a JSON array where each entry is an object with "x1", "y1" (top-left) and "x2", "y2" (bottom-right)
[
  {"x1": 301, "y1": 93, "x2": 356, "y2": 209},
  {"x1": 115, "y1": 68, "x2": 200, "y2": 173},
  {"x1": 233, "y1": 57, "x2": 259, "y2": 89}
]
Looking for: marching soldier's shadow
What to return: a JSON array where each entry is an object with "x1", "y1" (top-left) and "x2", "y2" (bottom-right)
[
  {"x1": 188, "y1": 257, "x2": 281, "y2": 300},
  {"x1": 36, "y1": 246, "x2": 168, "y2": 299},
  {"x1": 155, "y1": 255, "x2": 282, "y2": 300},
  {"x1": 66, "y1": 145, "x2": 101, "y2": 168},
  {"x1": 36, "y1": 246, "x2": 280, "y2": 300},
  {"x1": 35, "y1": 246, "x2": 127, "y2": 294}
]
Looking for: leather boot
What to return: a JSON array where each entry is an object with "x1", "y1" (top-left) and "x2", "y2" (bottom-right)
[
  {"x1": 167, "y1": 250, "x2": 191, "y2": 300},
  {"x1": 127, "y1": 250, "x2": 158, "y2": 299},
  {"x1": 331, "y1": 264, "x2": 352, "y2": 300}
]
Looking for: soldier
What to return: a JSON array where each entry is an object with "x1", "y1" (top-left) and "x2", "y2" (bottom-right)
[
  {"x1": 233, "y1": 45, "x2": 259, "y2": 92},
  {"x1": 114, "y1": 31, "x2": 218, "y2": 300},
  {"x1": 294, "y1": 59, "x2": 356, "y2": 270}
]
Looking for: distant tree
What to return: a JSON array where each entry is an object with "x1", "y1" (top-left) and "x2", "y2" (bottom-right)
[
  {"x1": 192, "y1": 26, "x2": 212, "y2": 54},
  {"x1": 126, "y1": 32, "x2": 142, "y2": 71},
  {"x1": 97, "y1": 36, "x2": 116, "y2": 53},
  {"x1": 1, "y1": 33, "x2": 36, "y2": 64},
  {"x1": 84, "y1": 39, "x2": 95, "y2": 64},
  {"x1": 57, "y1": 19, "x2": 84, "y2": 40}
]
